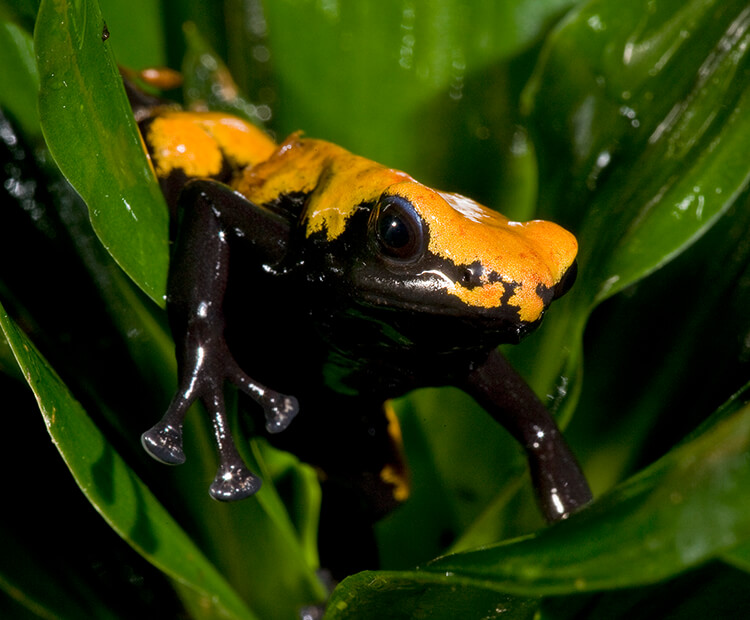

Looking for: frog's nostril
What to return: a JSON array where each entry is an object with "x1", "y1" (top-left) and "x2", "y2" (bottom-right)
[
  {"x1": 460, "y1": 263, "x2": 483, "y2": 287},
  {"x1": 553, "y1": 260, "x2": 578, "y2": 300}
]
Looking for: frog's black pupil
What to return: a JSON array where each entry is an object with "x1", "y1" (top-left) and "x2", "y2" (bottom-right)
[
  {"x1": 373, "y1": 195, "x2": 425, "y2": 261},
  {"x1": 380, "y1": 210, "x2": 410, "y2": 249}
]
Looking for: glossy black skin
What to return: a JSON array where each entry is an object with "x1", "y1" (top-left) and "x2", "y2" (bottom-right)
[{"x1": 142, "y1": 171, "x2": 591, "y2": 574}]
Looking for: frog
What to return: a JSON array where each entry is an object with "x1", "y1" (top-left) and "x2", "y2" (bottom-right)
[{"x1": 130, "y1": 77, "x2": 591, "y2": 570}]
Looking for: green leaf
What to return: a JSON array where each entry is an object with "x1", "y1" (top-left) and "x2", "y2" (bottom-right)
[
  {"x1": 538, "y1": 562, "x2": 750, "y2": 620},
  {"x1": 509, "y1": 0, "x2": 750, "y2": 417},
  {"x1": 0, "y1": 19, "x2": 39, "y2": 137},
  {"x1": 97, "y1": 0, "x2": 166, "y2": 68},
  {"x1": 260, "y1": 0, "x2": 579, "y2": 208},
  {"x1": 563, "y1": 192, "x2": 750, "y2": 500},
  {"x1": 527, "y1": 0, "x2": 750, "y2": 302},
  {"x1": 0, "y1": 302, "x2": 259, "y2": 620},
  {"x1": 254, "y1": 440, "x2": 322, "y2": 570},
  {"x1": 35, "y1": 0, "x2": 168, "y2": 306},
  {"x1": 325, "y1": 570, "x2": 539, "y2": 620}
]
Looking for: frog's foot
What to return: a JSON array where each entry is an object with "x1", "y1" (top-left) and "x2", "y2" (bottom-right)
[
  {"x1": 230, "y1": 363, "x2": 299, "y2": 433},
  {"x1": 143, "y1": 354, "x2": 299, "y2": 501},
  {"x1": 142, "y1": 399, "x2": 188, "y2": 465},
  {"x1": 203, "y1": 387, "x2": 264, "y2": 501},
  {"x1": 210, "y1": 459, "x2": 262, "y2": 500},
  {"x1": 526, "y1": 425, "x2": 593, "y2": 521}
]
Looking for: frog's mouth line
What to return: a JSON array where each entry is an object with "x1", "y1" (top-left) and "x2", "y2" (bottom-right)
[
  {"x1": 352, "y1": 266, "x2": 527, "y2": 324},
  {"x1": 352, "y1": 288, "x2": 538, "y2": 347},
  {"x1": 355, "y1": 258, "x2": 577, "y2": 329}
]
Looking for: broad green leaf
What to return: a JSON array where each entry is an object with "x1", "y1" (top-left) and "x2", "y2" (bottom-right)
[
  {"x1": 263, "y1": 0, "x2": 579, "y2": 156},
  {"x1": 424, "y1": 396, "x2": 750, "y2": 594},
  {"x1": 261, "y1": 0, "x2": 579, "y2": 210},
  {"x1": 0, "y1": 20, "x2": 39, "y2": 137},
  {"x1": 35, "y1": 0, "x2": 168, "y2": 306},
  {"x1": 325, "y1": 570, "x2": 538, "y2": 620},
  {"x1": 526, "y1": 0, "x2": 750, "y2": 301},
  {"x1": 0, "y1": 302, "x2": 260, "y2": 620},
  {"x1": 509, "y1": 0, "x2": 750, "y2": 417},
  {"x1": 97, "y1": 0, "x2": 166, "y2": 68},
  {"x1": 538, "y1": 562, "x2": 750, "y2": 620}
]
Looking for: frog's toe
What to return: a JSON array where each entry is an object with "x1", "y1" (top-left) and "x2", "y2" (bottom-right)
[
  {"x1": 209, "y1": 462, "x2": 262, "y2": 501},
  {"x1": 228, "y1": 363, "x2": 299, "y2": 433},
  {"x1": 141, "y1": 422, "x2": 186, "y2": 465},
  {"x1": 264, "y1": 393, "x2": 299, "y2": 434}
]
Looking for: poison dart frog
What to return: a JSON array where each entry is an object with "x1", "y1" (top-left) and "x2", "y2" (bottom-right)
[{"x1": 129, "y1": 73, "x2": 591, "y2": 570}]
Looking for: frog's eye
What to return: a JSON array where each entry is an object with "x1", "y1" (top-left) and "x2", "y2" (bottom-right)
[{"x1": 373, "y1": 195, "x2": 425, "y2": 261}]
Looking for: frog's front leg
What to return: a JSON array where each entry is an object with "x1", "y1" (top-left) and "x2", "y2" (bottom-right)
[
  {"x1": 142, "y1": 179, "x2": 298, "y2": 501},
  {"x1": 464, "y1": 349, "x2": 592, "y2": 522}
]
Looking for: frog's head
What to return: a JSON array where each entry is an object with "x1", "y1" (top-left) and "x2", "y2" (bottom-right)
[{"x1": 307, "y1": 176, "x2": 577, "y2": 350}]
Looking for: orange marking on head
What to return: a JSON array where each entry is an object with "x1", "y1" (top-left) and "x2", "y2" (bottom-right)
[
  {"x1": 234, "y1": 136, "x2": 413, "y2": 237},
  {"x1": 388, "y1": 183, "x2": 577, "y2": 322}
]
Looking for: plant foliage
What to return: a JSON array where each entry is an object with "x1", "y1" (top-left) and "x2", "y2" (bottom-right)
[{"x1": 1, "y1": 0, "x2": 749, "y2": 618}]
